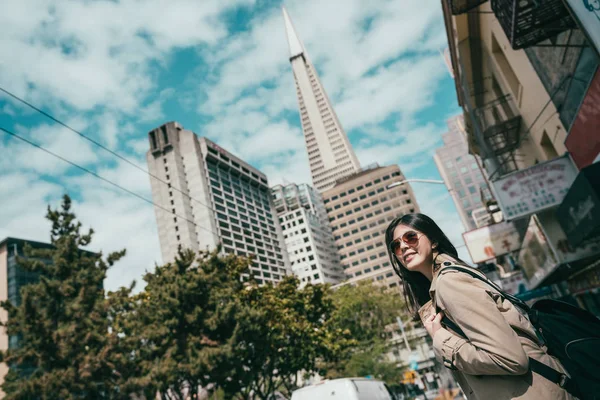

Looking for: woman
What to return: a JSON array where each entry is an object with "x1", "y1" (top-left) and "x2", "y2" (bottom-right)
[{"x1": 385, "y1": 213, "x2": 575, "y2": 400}]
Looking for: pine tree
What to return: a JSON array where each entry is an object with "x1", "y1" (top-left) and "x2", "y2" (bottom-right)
[{"x1": 0, "y1": 195, "x2": 126, "y2": 399}]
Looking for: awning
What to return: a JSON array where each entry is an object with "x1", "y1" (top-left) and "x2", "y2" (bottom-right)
[
  {"x1": 535, "y1": 254, "x2": 600, "y2": 288},
  {"x1": 556, "y1": 162, "x2": 600, "y2": 247},
  {"x1": 567, "y1": 258, "x2": 600, "y2": 296},
  {"x1": 518, "y1": 209, "x2": 600, "y2": 289}
]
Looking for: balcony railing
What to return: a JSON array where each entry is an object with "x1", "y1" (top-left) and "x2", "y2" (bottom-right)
[
  {"x1": 473, "y1": 95, "x2": 521, "y2": 156},
  {"x1": 492, "y1": 0, "x2": 576, "y2": 50},
  {"x1": 446, "y1": 0, "x2": 488, "y2": 15}
]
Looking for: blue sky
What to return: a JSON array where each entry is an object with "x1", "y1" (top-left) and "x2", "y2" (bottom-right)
[{"x1": 0, "y1": 0, "x2": 470, "y2": 291}]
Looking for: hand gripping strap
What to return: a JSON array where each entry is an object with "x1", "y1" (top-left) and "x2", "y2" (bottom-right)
[{"x1": 437, "y1": 265, "x2": 579, "y2": 397}]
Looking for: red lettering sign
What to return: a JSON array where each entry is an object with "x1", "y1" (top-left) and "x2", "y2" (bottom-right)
[{"x1": 566, "y1": 67, "x2": 600, "y2": 169}]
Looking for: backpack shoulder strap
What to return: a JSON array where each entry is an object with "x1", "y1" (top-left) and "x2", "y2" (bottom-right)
[
  {"x1": 440, "y1": 264, "x2": 530, "y2": 311},
  {"x1": 437, "y1": 266, "x2": 578, "y2": 396}
]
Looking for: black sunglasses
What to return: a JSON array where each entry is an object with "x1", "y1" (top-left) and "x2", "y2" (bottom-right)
[{"x1": 390, "y1": 231, "x2": 422, "y2": 254}]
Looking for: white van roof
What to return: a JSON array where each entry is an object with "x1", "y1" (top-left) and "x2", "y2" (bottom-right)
[{"x1": 291, "y1": 378, "x2": 392, "y2": 400}]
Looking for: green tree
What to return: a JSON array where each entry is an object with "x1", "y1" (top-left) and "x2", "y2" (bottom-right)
[
  {"x1": 112, "y1": 248, "x2": 249, "y2": 400},
  {"x1": 326, "y1": 281, "x2": 407, "y2": 384},
  {"x1": 0, "y1": 195, "x2": 126, "y2": 399},
  {"x1": 218, "y1": 277, "x2": 350, "y2": 400},
  {"x1": 339, "y1": 342, "x2": 403, "y2": 384},
  {"x1": 105, "y1": 283, "x2": 138, "y2": 399}
]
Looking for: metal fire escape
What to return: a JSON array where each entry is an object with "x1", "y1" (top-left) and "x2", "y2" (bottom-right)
[
  {"x1": 473, "y1": 94, "x2": 521, "y2": 165},
  {"x1": 448, "y1": 0, "x2": 577, "y2": 49},
  {"x1": 456, "y1": 31, "x2": 522, "y2": 177},
  {"x1": 491, "y1": 0, "x2": 576, "y2": 49}
]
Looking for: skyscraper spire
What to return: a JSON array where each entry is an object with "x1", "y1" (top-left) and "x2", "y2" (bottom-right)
[
  {"x1": 282, "y1": 7, "x2": 361, "y2": 192},
  {"x1": 282, "y1": 7, "x2": 304, "y2": 59}
]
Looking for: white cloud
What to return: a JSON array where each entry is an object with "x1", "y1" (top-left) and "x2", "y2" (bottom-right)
[
  {"x1": 408, "y1": 182, "x2": 472, "y2": 264},
  {"x1": 197, "y1": 0, "x2": 448, "y2": 157},
  {"x1": 70, "y1": 157, "x2": 153, "y2": 199},
  {"x1": 0, "y1": 0, "x2": 253, "y2": 113},
  {"x1": 355, "y1": 122, "x2": 446, "y2": 175},
  {"x1": 0, "y1": 169, "x2": 161, "y2": 292},
  {"x1": 288, "y1": 0, "x2": 446, "y2": 95},
  {"x1": 2, "y1": 104, "x2": 17, "y2": 116},
  {"x1": 72, "y1": 185, "x2": 161, "y2": 291},
  {"x1": 0, "y1": 173, "x2": 63, "y2": 242},
  {"x1": 0, "y1": 127, "x2": 162, "y2": 292},
  {"x1": 201, "y1": 7, "x2": 291, "y2": 111},
  {"x1": 95, "y1": 112, "x2": 121, "y2": 149},
  {"x1": 336, "y1": 56, "x2": 447, "y2": 129},
  {"x1": 260, "y1": 150, "x2": 312, "y2": 187},
  {"x1": 0, "y1": 120, "x2": 100, "y2": 175},
  {"x1": 138, "y1": 88, "x2": 175, "y2": 124},
  {"x1": 216, "y1": 120, "x2": 305, "y2": 163},
  {"x1": 126, "y1": 138, "x2": 152, "y2": 155},
  {"x1": 242, "y1": 122, "x2": 304, "y2": 159},
  {"x1": 0, "y1": 0, "x2": 465, "y2": 292}
]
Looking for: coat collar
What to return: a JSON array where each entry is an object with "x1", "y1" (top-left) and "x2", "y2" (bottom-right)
[
  {"x1": 417, "y1": 253, "x2": 461, "y2": 321},
  {"x1": 429, "y1": 252, "x2": 460, "y2": 299}
]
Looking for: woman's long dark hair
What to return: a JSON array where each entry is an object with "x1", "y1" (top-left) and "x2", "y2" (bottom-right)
[{"x1": 385, "y1": 213, "x2": 469, "y2": 319}]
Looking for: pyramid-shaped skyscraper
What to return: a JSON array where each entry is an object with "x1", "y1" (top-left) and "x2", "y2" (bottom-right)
[
  {"x1": 283, "y1": 8, "x2": 361, "y2": 192},
  {"x1": 282, "y1": 8, "x2": 421, "y2": 288}
]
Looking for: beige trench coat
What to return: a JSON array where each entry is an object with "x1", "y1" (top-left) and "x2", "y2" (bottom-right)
[{"x1": 418, "y1": 254, "x2": 576, "y2": 400}]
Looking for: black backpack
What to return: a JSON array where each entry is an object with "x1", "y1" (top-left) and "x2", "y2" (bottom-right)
[{"x1": 438, "y1": 265, "x2": 600, "y2": 400}]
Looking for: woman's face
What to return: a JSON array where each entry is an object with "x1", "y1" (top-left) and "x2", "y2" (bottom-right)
[{"x1": 392, "y1": 224, "x2": 435, "y2": 273}]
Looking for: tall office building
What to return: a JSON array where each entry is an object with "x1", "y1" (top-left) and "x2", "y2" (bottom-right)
[
  {"x1": 433, "y1": 116, "x2": 490, "y2": 231},
  {"x1": 323, "y1": 164, "x2": 420, "y2": 288},
  {"x1": 271, "y1": 183, "x2": 345, "y2": 286},
  {"x1": 146, "y1": 122, "x2": 290, "y2": 284},
  {"x1": 283, "y1": 8, "x2": 361, "y2": 192},
  {"x1": 0, "y1": 237, "x2": 43, "y2": 396}
]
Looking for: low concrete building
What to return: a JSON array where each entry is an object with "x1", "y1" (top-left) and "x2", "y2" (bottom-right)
[{"x1": 272, "y1": 183, "x2": 344, "y2": 286}]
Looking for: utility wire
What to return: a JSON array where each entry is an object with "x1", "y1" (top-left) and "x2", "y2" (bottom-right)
[
  {"x1": 0, "y1": 86, "x2": 215, "y2": 213},
  {"x1": 0, "y1": 126, "x2": 221, "y2": 238}
]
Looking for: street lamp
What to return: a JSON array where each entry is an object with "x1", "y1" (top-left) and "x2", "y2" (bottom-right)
[
  {"x1": 386, "y1": 179, "x2": 447, "y2": 190},
  {"x1": 396, "y1": 316, "x2": 411, "y2": 352},
  {"x1": 387, "y1": 178, "x2": 467, "y2": 249}
]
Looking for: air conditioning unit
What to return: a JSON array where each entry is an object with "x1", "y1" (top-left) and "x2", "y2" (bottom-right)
[{"x1": 472, "y1": 207, "x2": 493, "y2": 228}]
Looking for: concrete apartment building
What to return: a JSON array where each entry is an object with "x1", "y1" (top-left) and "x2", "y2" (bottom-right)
[
  {"x1": 271, "y1": 183, "x2": 344, "y2": 286},
  {"x1": 434, "y1": 115, "x2": 491, "y2": 231},
  {"x1": 146, "y1": 122, "x2": 290, "y2": 284},
  {"x1": 323, "y1": 164, "x2": 419, "y2": 288},
  {"x1": 283, "y1": 8, "x2": 361, "y2": 192},
  {"x1": 442, "y1": 0, "x2": 600, "y2": 312}
]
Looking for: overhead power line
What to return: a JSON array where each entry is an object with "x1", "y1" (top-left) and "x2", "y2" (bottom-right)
[
  {"x1": 0, "y1": 126, "x2": 220, "y2": 238},
  {"x1": 0, "y1": 86, "x2": 215, "y2": 213}
]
